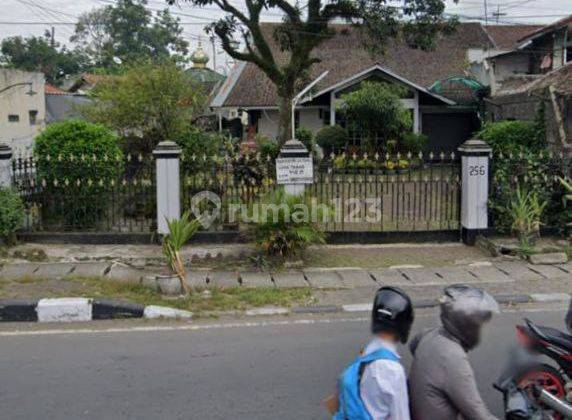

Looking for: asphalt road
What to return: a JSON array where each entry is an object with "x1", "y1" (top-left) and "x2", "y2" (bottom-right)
[{"x1": 0, "y1": 307, "x2": 568, "y2": 420}]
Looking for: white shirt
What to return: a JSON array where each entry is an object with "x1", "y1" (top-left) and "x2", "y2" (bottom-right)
[{"x1": 359, "y1": 337, "x2": 411, "y2": 420}]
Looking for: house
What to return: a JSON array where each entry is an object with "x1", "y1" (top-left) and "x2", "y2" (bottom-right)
[
  {"x1": 45, "y1": 83, "x2": 91, "y2": 124},
  {"x1": 485, "y1": 16, "x2": 572, "y2": 153},
  {"x1": 0, "y1": 69, "x2": 45, "y2": 154},
  {"x1": 212, "y1": 22, "x2": 518, "y2": 151}
]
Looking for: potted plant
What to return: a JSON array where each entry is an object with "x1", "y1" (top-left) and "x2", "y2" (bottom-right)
[{"x1": 159, "y1": 211, "x2": 201, "y2": 296}]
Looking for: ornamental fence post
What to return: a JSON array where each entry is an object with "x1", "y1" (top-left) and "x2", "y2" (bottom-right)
[
  {"x1": 458, "y1": 139, "x2": 492, "y2": 245},
  {"x1": 0, "y1": 143, "x2": 13, "y2": 188},
  {"x1": 276, "y1": 139, "x2": 313, "y2": 196},
  {"x1": 153, "y1": 141, "x2": 181, "y2": 235}
]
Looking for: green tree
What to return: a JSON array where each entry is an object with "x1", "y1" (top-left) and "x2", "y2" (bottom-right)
[
  {"x1": 71, "y1": 0, "x2": 188, "y2": 69},
  {"x1": 338, "y1": 81, "x2": 412, "y2": 151},
  {"x1": 82, "y1": 60, "x2": 206, "y2": 152},
  {"x1": 171, "y1": 0, "x2": 457, "y2": 145},
  {"x1": 0, "y1": 35, "x2": 88, "y2": 84}
]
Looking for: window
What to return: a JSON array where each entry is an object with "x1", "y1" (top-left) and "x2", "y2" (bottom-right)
[
  {"x1": 8, "y1": 114, "x2": 19, "y2": 123},
  {"x1": 29, "y1": 110, "x2": 38, "y2": 125}
]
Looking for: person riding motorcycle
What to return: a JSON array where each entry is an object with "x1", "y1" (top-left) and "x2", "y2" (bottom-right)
[{"x1": 408, "y1": 284, "x2": 500, "y2": 420}]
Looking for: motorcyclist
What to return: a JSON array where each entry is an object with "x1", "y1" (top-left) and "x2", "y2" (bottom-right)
[
  {"x1": 408, "y1": 284, "x2": 500, "y2": 420},
  {"x1": 332, "y1": 286, "x2": 414, "y2": 420}
]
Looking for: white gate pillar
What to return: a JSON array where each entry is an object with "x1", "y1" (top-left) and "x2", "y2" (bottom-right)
[
  {"x1": 276, "y1": 139, "x2": 313, "y2": 196},
  {"x1": 153, "y1": 141, "x2": 181, "y2": 235},
  {"x1": 458, "y1": 139, "x2": 492, "y2": 245},
  {"x1": 0, "y1": 143, "x2": 13, "y2": 188}
]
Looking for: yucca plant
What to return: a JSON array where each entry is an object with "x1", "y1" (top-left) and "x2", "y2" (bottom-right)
[
  {"x1": 559, "y1": 177, "x2": 572, "y2": 233},
  {"x1": 509, "y1": 185, "x2": 547, "y2": 247},
  {"x1": 162, "y1": 211, "x2": 201, "y2": 293},
  {"x1": 248, "y1": 188, "x2": 330, "y2": 258}
]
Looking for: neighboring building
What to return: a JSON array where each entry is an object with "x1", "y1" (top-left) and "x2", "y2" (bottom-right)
[
  {"x1": 45, "y1": 83, "x2": 91, "y2": 124},
  {"x1": 212, "y1": 22, "x2": 500, "y2": 150},
  {"x1": 0, "y1": 69, "x2": 45, "y2": 154},
  {"x1": 65, "y1": 73, "x2": 107, "y2": 94},
  {"x1": 186, "y1": 42, "x2": 226, "y2": 99}
]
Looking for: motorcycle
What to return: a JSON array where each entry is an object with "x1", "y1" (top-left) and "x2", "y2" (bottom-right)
[{"x1": 503, "y1": 318, "x2": 572, "y2": 419}]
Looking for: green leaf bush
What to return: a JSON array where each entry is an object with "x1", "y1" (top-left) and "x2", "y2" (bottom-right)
[
  {"x1": 33, "y1": 120, "x2": 123, "y2": 228},
  {"x1": 477, "y1": 120, "x2": 543, "y2": 155},
  {"x1": 295, "y1": 126, "x2": 316, "y2": 153},
  {"x1": 248, "y1": 188, "x2": 329, "y2": 258},
  {"x1": 0, "y1": 187, "x2": 24, "y2": 244},
  {"x1": 316, "y1": 125, "x2": 348, "y2": 155}
]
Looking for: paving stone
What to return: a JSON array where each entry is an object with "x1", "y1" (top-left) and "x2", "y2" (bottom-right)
[
  {"x1": 272, "y1": 272, "x2": 309, "y2": 288},
  {"x1": 465, "y1": 266, "x2": 513, "y2": 283},
  {"x1": 239, "y1": 272, "x2": 274, "y2": 287},
  {"x1": 529, "y1": 252, "x2": 568, "y2": 265},
  {"x1": 303, "y1": 270, "x2": 346, "y2": 289},
  {"x1": 336, "y1": 269, "x2": 378, "y2": 288},
  {"x1": 33, "y1": 263, "x2": 75, "y2": 279},
  {"x1": 0, "y1": 263, "x2": 39, "y2": 279},
  {"x1": 398, "y1": 268, "x2": 442, "y2": 285},
  {"x1": 184, "y1": 271, "x2": 209, "y2": 289},
  {"x1": 369, "y1": 269, "x2": 410, "y2": 286},
  {"x1": 526, "y1": 264, "x2": 571, "y2": 280},
  {"x1": 557, "y1": 262, "x2": 572, "y2": 273},
  {"x1": 106, "y1": 263, "x2": 144, "y2": 284},
  {"x1": 68, "y1": 262, "x2": 111, "y2": 278},
  {"x1": 530, "y1": 293, "x2": 570, "y2": 303},
  {"x1": 433, "y1": 266, "x2": 480, "y2": 284},
  {"x1": 207, "y1": 271, "x2": 240, "y2": 288},
  {"x1": 494, "y1": 262, "x2": 544, "y2": 281}
]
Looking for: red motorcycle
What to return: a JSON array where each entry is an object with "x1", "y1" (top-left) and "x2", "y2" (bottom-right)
[{"x1": 513, "y1": 318, "x2": 572, "y2": 418}]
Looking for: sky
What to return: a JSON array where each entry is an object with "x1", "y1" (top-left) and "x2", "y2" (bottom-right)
[{"x1": 2, "y1": 0, "x2": 572, "y2": 73}]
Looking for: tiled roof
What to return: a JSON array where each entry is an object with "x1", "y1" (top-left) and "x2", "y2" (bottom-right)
[
  {"x1": 495, "y1": 63, "x2": 572, "y2": 97},
  {"x1": 44, "y1": 83, "x2": 69, "y2": 95},
  {"x1": 517, "y1": 15, "x2": 572, "y2": 43},
  {"x1": 485, "y1": 25, "x2": 544, "y2": 50},
  {"x1": 221, "y1": 22, "x2": 493, "y2": 108}
]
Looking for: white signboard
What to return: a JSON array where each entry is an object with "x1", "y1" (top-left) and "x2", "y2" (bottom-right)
[
  {"x1": 461, "y1": 155, "x2": 489, "y2": 229},
  {"x1": 276, "y1": 157, "x2": 313, "y2": 184}
]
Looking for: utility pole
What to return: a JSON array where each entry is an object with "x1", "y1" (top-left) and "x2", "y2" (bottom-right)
[
  {"x1": 50, "y1": 26, "x2": 55, "y2": 47},
  {"x1": 210, "y1": 36, "x2": 216, "y2": 71},
  {"x1": 492, "y1": 5, "x2": 506, "y2": 24},
  {"x1": 483, "y1": 0, "x2": 488, "y2": 27}
]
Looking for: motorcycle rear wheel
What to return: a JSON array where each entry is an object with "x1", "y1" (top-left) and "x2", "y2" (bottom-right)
[{"x1": 516, "y1": 363, "x2": 566, "y2": 420}]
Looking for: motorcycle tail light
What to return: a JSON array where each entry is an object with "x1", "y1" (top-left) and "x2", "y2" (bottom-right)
[{"x1": 516, "y1": 325, "x2": 533, "y2": 347}]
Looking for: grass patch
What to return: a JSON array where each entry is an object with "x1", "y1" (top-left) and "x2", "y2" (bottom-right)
[{"x1": 5, "y1": 275, "x2": 313, "y2": 314}]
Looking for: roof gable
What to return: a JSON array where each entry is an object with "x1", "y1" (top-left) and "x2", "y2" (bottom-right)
[
  {"x1": 217, "y1": 22, "x2": 492, "y2": 108},
  {"x1": 485, "y1": 25, "x2": 544, "y2": 50}
]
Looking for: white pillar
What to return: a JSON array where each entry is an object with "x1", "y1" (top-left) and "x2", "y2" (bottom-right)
[
  {"x1": 329, "y1": 91, "x2": 336, "y2": 126},
  {"x1": 458, "y1": 139, "x2": 492, "y2": 245},
  {"x1": 153, "y1": 141, "x2": 182, "y2": 235},
  {"x1": 0, "y1": 143, "x2": 13, "y2": 188},
  {"x1": 413, "y1": 91, "x2": 420, "y2": 134},
  {"x1": 276, "y1": 139, "x2": 313, "y2": 197}
]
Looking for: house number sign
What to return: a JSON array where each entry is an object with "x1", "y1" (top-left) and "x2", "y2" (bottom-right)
[{"x1": 276, "y1": 157, "x2": 313, "y2": 184}]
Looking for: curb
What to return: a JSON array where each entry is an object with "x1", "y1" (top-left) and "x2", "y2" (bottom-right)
[
  {"x1": 0, "y1": 293, "x2": 569, "y2": 323},
  {"x1": 0, "y1": 298, "x2": 192, "y2": 323}
]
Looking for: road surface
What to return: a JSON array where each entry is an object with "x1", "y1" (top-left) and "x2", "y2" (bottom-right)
[{"x1": 0, "y1": 306, "x2": 568, "y2": 419}]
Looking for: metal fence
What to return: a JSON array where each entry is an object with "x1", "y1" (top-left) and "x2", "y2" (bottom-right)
[
  {"x1": 11, "y1": 153, "x2": 156, "y2": 233},
  {"x1": 179, "y1": 151, "x2": 461, "y2": 233},
  {"x1": 489, "y1": 150, "x2": 572, "y2": 232}
]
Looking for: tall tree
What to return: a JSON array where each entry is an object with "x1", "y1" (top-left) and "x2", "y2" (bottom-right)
[
  {"x1": 71, "y1": 0, "x2": 189, "y2": 69},
  {"x1": 0, "y1": 35, "x2": 88, "y2": 84},
  {"x1": 171, "y1": 0, "x2": 458, "y2": 144}
]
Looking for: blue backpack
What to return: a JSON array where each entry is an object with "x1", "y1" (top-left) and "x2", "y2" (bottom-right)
[{"x1": 333, "y1": 347, "x2": 399, "y2": 420}]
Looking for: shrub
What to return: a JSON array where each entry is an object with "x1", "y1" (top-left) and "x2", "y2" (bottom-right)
[
  {"x1": 178, "y1": 127, "x2": 224, "y2": 171},
  {"x1": 248, "y1": 188, "x2": 329, "y2": 258},
  {"x1": 316, "y1": 125, "x2": 348, "y2": 154},
  {"x1": 0, "y1": 188, "x2": 24, "y2": 244},
  {"x1": 508, "y1": 186, "x2": 547, "y2": 246},
  {"x1": 402, "y1": 132, "x2": 428, "y2": 154},
  {"x1": 34, "y1": 120, "x2": 123, "y2": 227},
  {"x1": 258, "y1": 139, "x2": 280, "y2": 159},
  {"x1": 295, "y1": 126, "x2": 316, "y2": 153},
  {"x1": 476, "y1": 120, "x2": 543, "y2": 155}
]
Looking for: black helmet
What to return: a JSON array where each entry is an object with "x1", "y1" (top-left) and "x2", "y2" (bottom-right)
[{"x1": 371, "y1": 286, "x2": 414, "y2": 343}]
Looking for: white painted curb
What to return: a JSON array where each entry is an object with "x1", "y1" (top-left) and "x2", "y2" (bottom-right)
[
  {"x1": 530, "y1": 293, "x2": 571, "y2": 303},
  {"x1": 342, "y1": 303, "x2": 373, "y2": 313},
  {"x1": 37, "y1": 298, "x2": 93, "y2": 323},
  {"x1": 143, "y1": 305, "x2": 193, "y2": 319},
  {"x1": 245, "y1": 307, "x2": 289, "y2": 316}
]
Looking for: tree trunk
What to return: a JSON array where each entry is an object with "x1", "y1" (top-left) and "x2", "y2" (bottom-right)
[{"x1": 277, "y1": 93, "x2": 293, "y2": 146}]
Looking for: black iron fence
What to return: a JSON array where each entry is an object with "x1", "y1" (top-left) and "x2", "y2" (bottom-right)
[
  {"x1": 179, "y1": 151, "x2": 461, "y2": 233},
  {"x1": 11, "y1": 153, "x2": 156, "y2": 233},
  {"x1": 489, "y1": 150, "x2": 572, "y2": 233}
]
